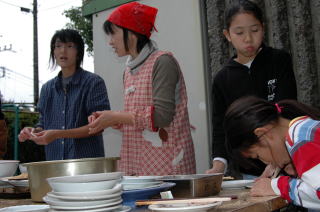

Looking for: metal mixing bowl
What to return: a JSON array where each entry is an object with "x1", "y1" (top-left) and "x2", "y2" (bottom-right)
[{"x1": 24, "y1": 157, "x2": 119, "y2": 202}]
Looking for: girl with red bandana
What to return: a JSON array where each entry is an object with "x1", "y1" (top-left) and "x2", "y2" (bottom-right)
[{"x1": 88, "y1": 2, "x2": 196, "y2": 176}]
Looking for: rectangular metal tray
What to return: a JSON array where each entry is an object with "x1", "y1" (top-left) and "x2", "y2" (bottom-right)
[{"x1": 160, "y1": 174, "x2": 223, "y2": 198}]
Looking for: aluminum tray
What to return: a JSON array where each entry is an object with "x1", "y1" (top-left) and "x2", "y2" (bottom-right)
[{"x1": 160, "y1": 173, "x2": 223, "y2": 198}]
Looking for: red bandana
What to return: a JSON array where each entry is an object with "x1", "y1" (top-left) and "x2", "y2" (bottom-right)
[{"x1": 107, "y1": 2, "x2": 158, "y2": 38}]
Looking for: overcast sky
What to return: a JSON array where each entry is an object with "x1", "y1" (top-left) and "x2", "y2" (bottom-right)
[{"x1": 0, "y1": 0, "x2": 94, "y2": 103}]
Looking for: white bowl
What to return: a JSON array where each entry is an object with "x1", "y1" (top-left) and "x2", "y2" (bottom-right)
[
  {"x1": 47, "y1": 172, "x2": 123, "y2": 183},
  {"x1": 19, "y1": 163, "x2": 27, "y2": 173},
  {"x1": 47, "y1": 179, "x2": 120, "y2": 192},
  {"x1": 0, "y1": 160, "x2": 19, "y2": 178}
]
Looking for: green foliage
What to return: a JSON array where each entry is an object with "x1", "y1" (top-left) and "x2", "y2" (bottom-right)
[
  {"x1": 64, "y1": 6, "x2": 93, "y2": 56},
  {"x1": 3, "y1": 110, "x2": 45, "y2": 162}
]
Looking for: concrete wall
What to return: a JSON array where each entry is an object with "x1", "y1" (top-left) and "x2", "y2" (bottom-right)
[
  {"x1": 206, "y1": 0, "x2": 320, "y2": 107},
  {"x1": 92, "y1": 0, "x2": 211, "y2": 173}
]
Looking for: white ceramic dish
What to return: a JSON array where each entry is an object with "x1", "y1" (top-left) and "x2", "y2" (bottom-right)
[
  {"x1": 0, "y1": 160, "x2": 19, "y2": 178},
  {"x1": 0, "y1": 178, "x2": 29, "y2": 187},
  {"x1": 0, "y1": 205, "x2": 49, "y2": 212},
  {"x1": 43, "y1": 195, "x2": 121, "y2": 207},
  {"x1": 221, "y1": 180, "x2": 254, "y2": 189},
  {"x1": 48, "y1": 178, "x2": 119, "y2": 192},
  {"x1": 49, "y1": 200, "x2": 122, "y2": 210},
  {"x1": 47, "y1": 190, "x2": 122, "y2": 201},
  {"x1": 19, "y1": 164, "x2": 27, "y2": 173},
  {"x1": 48, "y1": 205, "x2": 129, "y2": 212},
  {"x1": 122, "y1": 181, "x2": 162, "y2": 190},
  {"x1": 122, "y1": 176, "x2": 163, "y2": 183},
  {"x1": 47, "y1": 172, "x2": 123, "y2": 183},
  {"x1": 148, "y1": 202, "x2": 222, "y2": 212},
  {"x1": 52, "y1": 183, "x2": 122, "y2": 196}
]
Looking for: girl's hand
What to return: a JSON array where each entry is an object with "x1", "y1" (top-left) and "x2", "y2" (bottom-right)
[
  {"x1": 258, "y1": 164, "x2": 278, "y2": 179},
  {"x1": 88, "y1": 112, "x2": 100, "y2": 124},
  {"x1": 205, "y1": 160, "x2": 225, "y2": 174},
  {"x1": 18, "y1": 127, "x2": 41, "y2": 142},
  {"x1": 88, "y1": 111, "x2": 119, "y2": 134},
  {"x1": 250, "y1": 178, "x2": 276, "y2": 196},
  {"x1": 31, "y1": 130, "x2": 58, "y2": 145}
]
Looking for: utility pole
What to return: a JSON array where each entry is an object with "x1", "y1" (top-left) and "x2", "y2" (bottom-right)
[{"x1": 33, "y1": 0, "x2": 39, "y2": 106}]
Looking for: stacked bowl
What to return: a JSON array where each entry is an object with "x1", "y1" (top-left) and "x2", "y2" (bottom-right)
[{"x1": 43, "y1": 172, "x2": 131, "y2": 212}]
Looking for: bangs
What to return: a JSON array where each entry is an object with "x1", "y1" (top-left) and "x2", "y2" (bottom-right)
[
  {"x1": 103, "y1": 21, "x2": 115, "y2": 35},
  {"x1": 54, "y1": 31, "x2": 76, "y2": 43}
]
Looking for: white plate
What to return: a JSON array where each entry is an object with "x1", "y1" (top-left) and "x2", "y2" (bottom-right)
[
  {"x1": 48, "y1": 205, "x2": 128, "y2": 212},
  {"x1": 48, "y1": 179, "x2": 119, "y2": 192},
  {"x1": 47, "y1": 172, "x2": 123, "y2": 183},
  {"x1": 0, "y1": 205, "x2": 49, "y2": 212},
  {"x1": 50, "y1": 201, "x2": 122, "y2": 210},
  {"x1": 47, "y1": 190, "x2": 122, "y2": 201},
  {"x1": 148, "y1": 202, "x2": 222, "y2": 212},
  {"x1": 122, "y1": 176, "x2": 162, "y2": 183},
  {"x1": 52, "y1": 183, "x2": 122, "y2": 197},
  {"x1": 43, "y1": 195, "x2": 121, "y2": 207},
  {"x1": 1, "y1": 178, "x2": 29, "y2": 187},
  {"x1": 221, "y1": 180, "x2": 254, "y2": 189},
  {"x1": 122, "y1": 181, "x2": 162, "y2": 190}
]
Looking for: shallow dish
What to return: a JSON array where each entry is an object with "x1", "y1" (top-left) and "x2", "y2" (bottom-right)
[
  {"x1": 52, "y1": 183, "x2": 122, "y2": 196},
  {"x1": 221, "y1": 180, "x2": 254, "y2": 189},
  {"x1": 122, "y1": 181, "x2": 162, "y2": 190},
  {"x1": 48, "y1": 205, "x2": 131, "y2": 212},
  {"x1": 122, "y1": 176, "x2": 163, "y2": 183},
  {"x1": 48, "y1": 178, "x2": 119, "y2": 192},
  {"x1": 43, "y1": 195, "x2": 121, "y2": 207},
  {"x1": 49, "y1": 201, "x2": 122, "y2": 210},
  {"x1": 47, "y1": 190, "x2": 122, "y2": 201},
  {"x1": 47, "y1": 172, "x2": 123, "y2": 183},
  {"x1": 148, "y1": 202, "x2": 221, "y2": 212},
  {"x1": 0, "y1": 205, "x2": 49, "y2": 212},
  {"x1": 0, "y1": 178, "x2": 29, "y2": 187}
]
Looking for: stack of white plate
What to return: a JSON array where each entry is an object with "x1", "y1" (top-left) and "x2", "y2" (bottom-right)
[
  {"x1": 43, "y1": 172, "x2": 131, "y2": 212},
  {"x1": 121, "y1": 176, "x2": 163, "y2": 190}
]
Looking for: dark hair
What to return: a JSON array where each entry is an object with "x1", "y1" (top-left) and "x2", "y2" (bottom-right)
[
  {"x1": 225, "y1": 0, "x2": 264, "y2": 30},
  {"x1": 103, "y1": 21, "x2": 151, "y2": 53},
  {"x1": 49, "y1": 29, "x2": 84, "y2": 69},
  {"x1": 224, "y1": 96, "x2": 320, "y2": 163}
]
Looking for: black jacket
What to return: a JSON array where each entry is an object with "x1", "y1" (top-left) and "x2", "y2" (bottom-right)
[{"x1": 212, "y1": 45, "x2": 297, "y2": 176}]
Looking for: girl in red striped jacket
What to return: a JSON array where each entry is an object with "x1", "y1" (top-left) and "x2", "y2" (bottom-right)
[{"x1": 224, "y1": 95, "x2": 320, "y2": 210}]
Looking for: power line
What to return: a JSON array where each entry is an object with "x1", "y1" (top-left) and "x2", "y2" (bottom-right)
[
  {"x1": 39, "y1": 0, "x2": 79, "y2": 12},
  {"x1": 0, "y1": 0, "x2": 24, "y2": 8}
]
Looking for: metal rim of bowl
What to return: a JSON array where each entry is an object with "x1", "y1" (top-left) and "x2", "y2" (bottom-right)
[{"x1": 23, "y1": 157, "x2": 120, "y2": 167}]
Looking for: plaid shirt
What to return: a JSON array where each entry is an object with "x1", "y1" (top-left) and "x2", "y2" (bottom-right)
[{"x1": 37, "y1": 68, "x2": 110, "y2": 160}]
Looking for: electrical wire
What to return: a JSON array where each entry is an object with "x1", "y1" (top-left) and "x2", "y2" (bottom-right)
[
  {"x1": 0, "y1": 0, "x2": 24, "y2": 8},
  {"x1": 39, "y1": 0, "x2": 79, "y2": 12}
]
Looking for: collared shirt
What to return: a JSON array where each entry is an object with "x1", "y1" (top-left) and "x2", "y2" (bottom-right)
[{"x1": 37, "y1": 68, "x2": 110, "y2": 160}]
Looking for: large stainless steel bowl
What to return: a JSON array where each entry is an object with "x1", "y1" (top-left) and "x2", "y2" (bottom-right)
[{"x1": 24, "y1": 157, "x2": 119, "y2": 202}]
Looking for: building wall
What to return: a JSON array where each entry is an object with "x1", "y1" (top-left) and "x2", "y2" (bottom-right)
[
  {"x1": 92, "y1": 0, "x2": 211, "y2": 173},
  {"x1": 206, "y1": 0, "x2": 320, "y2": 107}
]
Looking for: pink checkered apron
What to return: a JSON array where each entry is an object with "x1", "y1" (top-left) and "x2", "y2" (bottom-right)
[{"x1": 119, "y1": 50, "x2": 196, "y2": 176}]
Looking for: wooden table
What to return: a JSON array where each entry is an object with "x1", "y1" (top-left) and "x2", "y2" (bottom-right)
[{"x1": 0, "y1": 189, "x2": 287, "y2": 211}]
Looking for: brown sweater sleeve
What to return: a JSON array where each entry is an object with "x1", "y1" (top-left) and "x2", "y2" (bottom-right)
[{"x1": 152, "y1": 54, "x2": 179, "y2": 128}]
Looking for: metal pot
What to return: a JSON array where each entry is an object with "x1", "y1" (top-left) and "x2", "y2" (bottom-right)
[{"x1": 24, "y1": 157, "x2": 119, "y2": 202}]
